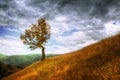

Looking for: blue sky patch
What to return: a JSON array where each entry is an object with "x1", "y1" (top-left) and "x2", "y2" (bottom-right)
[
  {"x1": 62, "y1": 29, "x2": 79, "y2": 36},
  {"x1": 0, "y1": 25, "x2": 20, "y2": 37}
]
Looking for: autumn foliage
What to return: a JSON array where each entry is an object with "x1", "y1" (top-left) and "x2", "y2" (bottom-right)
[{"x1": 20, "y1": 18, "x2": 50, "y2": 60}]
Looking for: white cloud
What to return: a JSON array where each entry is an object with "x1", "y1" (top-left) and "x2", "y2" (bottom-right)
[
  {"x1": 104, "y1": 21, "x2": 120, "y2": 36},
  {"x1": 56, "y1": 31, "x2": 93, "y2": 45},
  {"x1": 45, "y1": 44, "x2": 71, "y2": 54},
  {"x1": 4, "y1": 27, "x2": 20, "y2": 33},
  {"x1": 4, "y1": 35, "x2": 18, "y2": 40},
  {"x1": 55, "y1": 16, "x2": 67, "y2": 22},
  {"x1": 0, "y1": 36, "x2": 40, "y2": 55},
  {"x1": 0, "y1": 0, "x2": 120, "y2": 55}
]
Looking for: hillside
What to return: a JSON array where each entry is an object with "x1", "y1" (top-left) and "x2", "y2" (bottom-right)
[
  {"x1": 2, "y1": 34, "x2": 120, "y2": 80},
  {"x1": 0, "y1": 62, "x2": 22, "y2": 79},
  {"x1": 0, "y1": 54, "x2": 6, "y2": 58},
  {"x1": 0, "y1": 54, "x2": 57, "y2": 67},
  {"x1": 0, "y1": 54, "x2": 57, "y2": 79}
]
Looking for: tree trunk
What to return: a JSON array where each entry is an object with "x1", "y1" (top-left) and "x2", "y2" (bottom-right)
[{"x1": 41, "y1": 46, "x2": 45, "y2": 60}]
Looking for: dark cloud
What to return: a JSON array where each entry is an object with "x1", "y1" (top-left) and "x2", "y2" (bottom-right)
[
  {"x1": 25, "y1": 0, "x2": 46, "y2": 7},
  {"x1": 58, "y1": 0, "x2": 77, "y2": 8},
  {"x1": 0, "y1": 0, "x2": 16, "y2": 11},
  {"x1": 25, "y1": 0, "x2": 58, "y2": 10},
  {"x1": 55, "y1": 0, "x2": 120, "y2": 21},
  {"x1": 0, "y1": 0, "x2": 119, "y2": 38},
  {"x1": 0, "y1": 0, "x2": 37, "y2": 25},
  {"x1": 0, "y1": 0, "x2": 120, "y2": 54},
  {"x1": 90, "y1": 0, "x2": 120, "y2": 20},
  {"x1": 0, "y1": 0, "x2": 19, "y2": 25},
  {"x1": 2, "y1": 0, "x2": 119, "y2": 23}
]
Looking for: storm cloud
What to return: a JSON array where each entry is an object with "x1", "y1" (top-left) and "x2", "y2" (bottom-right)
[
  {"x1": 0, "y1": 0, "x2": 120, "y2": 55},
  {"x1": 1, "y1": 0, "x2": 120, "y2": 24}
]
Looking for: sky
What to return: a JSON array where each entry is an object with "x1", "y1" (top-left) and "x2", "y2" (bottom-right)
[{"x1": 0, "y1": 0, "x2": 120, "y2": 55}]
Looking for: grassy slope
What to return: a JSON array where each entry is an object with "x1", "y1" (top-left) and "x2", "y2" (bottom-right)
[
  {"x1": 3, "y1": 34, "x2": 120, "y2": 80},
  {"x1": 0, "y1": 54, "x2": 57, "y2": 67},
  {"x1": 0, "y1": 54, "x2": 6, "y2": 58}
]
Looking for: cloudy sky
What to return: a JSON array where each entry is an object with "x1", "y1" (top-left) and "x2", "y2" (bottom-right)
[{"x1": 0, "y1": 0, "x2": 120, "y2": 55}]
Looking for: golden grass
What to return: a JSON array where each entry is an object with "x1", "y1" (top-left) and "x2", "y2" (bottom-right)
[{"x1": 2, "y1": 34, "x2": 120, "y2": 80}]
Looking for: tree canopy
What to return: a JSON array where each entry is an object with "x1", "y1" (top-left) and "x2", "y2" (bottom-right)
[{"x1": 20, "y1": 18, "x2": 50, "y2": 60}]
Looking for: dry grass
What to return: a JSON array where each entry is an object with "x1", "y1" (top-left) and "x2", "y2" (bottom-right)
[{"x1": 2, "y1": 34, "x2": 120, "y2": 80}]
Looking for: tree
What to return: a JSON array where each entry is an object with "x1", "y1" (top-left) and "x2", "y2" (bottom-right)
[{"x1": 20, "y1": 18, "x2": 50, "y2": 60}]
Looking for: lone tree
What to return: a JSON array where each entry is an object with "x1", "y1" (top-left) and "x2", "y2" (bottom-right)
[{"x1": 20, "y1": 18, "x2": 50, "y2": 60}]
